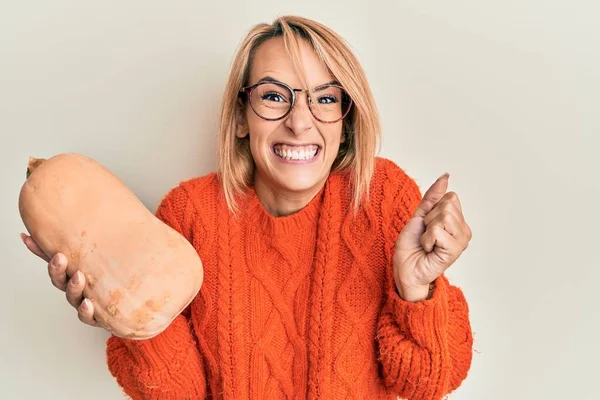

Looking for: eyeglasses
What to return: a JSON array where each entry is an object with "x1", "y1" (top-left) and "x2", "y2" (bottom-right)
[{"x1": 239, "y1": 79, "x2": 353, "y2": 123}]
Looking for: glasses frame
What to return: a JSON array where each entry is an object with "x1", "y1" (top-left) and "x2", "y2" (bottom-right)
[{"x1": 238, "y1": 80, "x2": 353, "y2": 124}]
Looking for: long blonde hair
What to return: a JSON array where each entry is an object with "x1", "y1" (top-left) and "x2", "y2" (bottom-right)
[{"x1": 217, "y1": 15, "x2": 381, "y2": 214}]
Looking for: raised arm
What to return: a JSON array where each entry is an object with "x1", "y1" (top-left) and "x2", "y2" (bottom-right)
[{"x1": 376, "y1": 168, "x2": 473, "y2": 400}]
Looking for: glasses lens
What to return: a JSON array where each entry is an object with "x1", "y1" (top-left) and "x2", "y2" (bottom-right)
[
  {"x1": 250, "y1": 82, "x2": 292, "y2": 120},
  {"x1": 310, "y1": 85, "x2": 351, "y2": 122}
]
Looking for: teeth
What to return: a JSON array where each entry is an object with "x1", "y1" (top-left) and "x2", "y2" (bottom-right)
[{"x1": 273, "y1": 145, "x2": 318, "y2": 161}]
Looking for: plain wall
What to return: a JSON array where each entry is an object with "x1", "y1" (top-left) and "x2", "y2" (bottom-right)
[{"x1": 1, "y1": 1, "x2": 598, "y2": 399}]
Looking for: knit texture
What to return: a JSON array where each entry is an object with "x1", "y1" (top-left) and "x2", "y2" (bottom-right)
[{"x1": 106, "y1": 157, "x2": 473, "y2": 400}]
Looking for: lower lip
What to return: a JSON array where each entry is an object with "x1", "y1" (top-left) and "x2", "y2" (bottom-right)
[{"x1": 273, "y1": 147, "x2": 321, "y2": 164}]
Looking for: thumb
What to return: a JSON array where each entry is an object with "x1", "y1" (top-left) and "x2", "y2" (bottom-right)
[{"x1": 414, "y1": 172, "x2": 449, "y2": 219}]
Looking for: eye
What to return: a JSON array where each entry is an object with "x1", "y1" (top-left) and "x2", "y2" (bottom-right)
[
  {"x1": 314, "y1": 85, "x2": 343, "y2": 105},
  {"x1": 262, "y1": 91, "x2": 288, "y2": 103},
  {"x1": 317, "y1": 95, "x2": 338, "y2": 104}
]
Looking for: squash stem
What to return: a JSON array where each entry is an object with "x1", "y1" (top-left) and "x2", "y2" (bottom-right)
[{"x1": 26, "y1": 157, "x2": 46, "y2": 179}]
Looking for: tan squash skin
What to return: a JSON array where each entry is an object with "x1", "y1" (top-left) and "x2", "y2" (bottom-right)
[{"x1": 18, "y1": 153, "x2": 204, "y2": 340}]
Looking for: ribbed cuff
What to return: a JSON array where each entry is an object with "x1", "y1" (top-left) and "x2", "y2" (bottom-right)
[
  {"x1": 119, "y1": 314, "x2": 197, "y2": 370},
  {"x1": 385, "y1": 276, "x2": 449, "y2": 350}
]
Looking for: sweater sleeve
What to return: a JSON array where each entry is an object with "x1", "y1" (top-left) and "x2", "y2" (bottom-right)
[
  {"x1": 376, "y1": 168, "x2": 474, "y2": 400},
  {"x1": 105, "y1": 184, "x2": 208, "y2": 400}
]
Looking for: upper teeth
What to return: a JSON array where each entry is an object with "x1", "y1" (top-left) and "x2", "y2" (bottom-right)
[{"x1": 274, "y1": 145, "x2": 318, "y2": 161}]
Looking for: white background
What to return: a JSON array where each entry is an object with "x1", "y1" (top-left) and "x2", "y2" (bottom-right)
[{"x1": 1, "y1": 1, "x2": 598, "y2": 399}]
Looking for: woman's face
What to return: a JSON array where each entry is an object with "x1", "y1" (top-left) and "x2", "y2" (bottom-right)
[{"x1": 237, "y1": 37, "x2": 345, "y2": 198}]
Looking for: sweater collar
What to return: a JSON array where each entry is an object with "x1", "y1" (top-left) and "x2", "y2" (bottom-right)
[{"x1": 244, "y1": 172, "x2": 341, "y2": 235}]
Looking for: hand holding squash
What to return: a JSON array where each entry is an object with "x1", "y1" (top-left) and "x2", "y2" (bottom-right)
[
  {"x1": 21, "y1": 233, "x2": 100, "y2": 327},
  {"x1": 18, "y1": 153, "x2": 204, "y2": 339}
]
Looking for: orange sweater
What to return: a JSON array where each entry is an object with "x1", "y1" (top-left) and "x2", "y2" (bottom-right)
[{"x1": 106, "y1": 157, "x2": 473, "y2": 400}]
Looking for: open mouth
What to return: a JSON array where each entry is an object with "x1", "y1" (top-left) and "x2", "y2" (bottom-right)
[{"x1": 272, "y1": 143, "x2": 321, "y2": 162}]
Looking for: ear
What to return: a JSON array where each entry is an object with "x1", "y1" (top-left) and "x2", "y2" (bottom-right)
[
  {"x1": 235, "y1": 98, "x2": 249, "y2": 139},
  {"x1": 340, "y1": 131, "x2": 347, "y2": 144}
]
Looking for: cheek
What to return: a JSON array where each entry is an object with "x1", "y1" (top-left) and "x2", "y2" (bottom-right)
[
  {"x1": 247, "y1": 121, "x2": 273, "y2": 160},
  {"x1": 324, "y1": 127, "x2": 344, "y2": 152}
]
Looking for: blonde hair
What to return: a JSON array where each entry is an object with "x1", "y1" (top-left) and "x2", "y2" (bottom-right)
[{"x1": 217, "y1": 15, "x2": 381, "y2": 214}]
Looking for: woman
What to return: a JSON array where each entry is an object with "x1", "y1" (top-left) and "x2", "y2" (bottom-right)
[{"x1": 21, "y1": 15, "x2": 474, "y2": 400}]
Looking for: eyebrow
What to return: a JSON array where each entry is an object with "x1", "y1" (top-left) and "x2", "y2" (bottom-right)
[{"x1": 257, "y1": 75, "x2": 340, "y2": 89}]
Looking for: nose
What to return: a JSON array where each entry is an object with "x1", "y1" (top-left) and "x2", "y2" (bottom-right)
[{"x1": 284, "y1": 90, "x2": 313, "y2": 135}]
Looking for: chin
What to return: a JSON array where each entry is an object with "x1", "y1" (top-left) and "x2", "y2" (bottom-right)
[{"x1": 275, "y1": 172, "x2": 324, "y2": 193}]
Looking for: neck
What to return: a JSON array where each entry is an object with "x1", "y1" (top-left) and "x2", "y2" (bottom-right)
[{"x1": 253, "y1": 175, "x2": 326, "y2": 217}]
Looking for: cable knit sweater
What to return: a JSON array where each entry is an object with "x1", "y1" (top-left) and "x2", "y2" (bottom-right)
[{"x1": 106, "y1": 157, "x2": 473, "y2": 400}]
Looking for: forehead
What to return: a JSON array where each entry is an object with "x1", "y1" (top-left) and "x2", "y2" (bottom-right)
[{"x1": 249, "y1": 37, "x2": 334, "y2": 88}]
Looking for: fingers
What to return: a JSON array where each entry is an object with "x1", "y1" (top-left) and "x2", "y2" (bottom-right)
[
  {"x1": 464, "y1": 221, "x2": 473, "y2": 241},
  {"x1": 423, "y1": 192, "x2": 463, "y2": 227},
  {"x1": 77, "y1": 299, "x2": 99, "y2": 327},
  {"x1": 48, "y1": 253, "x2": 69, "y2": 291},
  {"x1": 444, "y1": 191, "x2": 463, "y2": 213},
  {"x1": 66, "y1": 270, "x2": 85, "y2": 308},
  {"x1": 419, "y1": 226, "x2": 461, "y2": 278},
  {"x1": 424, "y1": 211, "x2": 463, "y2": 247},
  {"x1": 47, "y1": 254, "x2": 95, "y2": 317},
  {"x1": 21, "y1": 233, "x2": 99, "y2": 328},
  {"x1": 420, "y1": 225, "x2": 461, "y2": 262},
  {"x1": 21, "y1": 233, "x2": 50, "y2": 263},
  {"x1": 414, "y1": 173, "x2": 449, "y2": 218}
]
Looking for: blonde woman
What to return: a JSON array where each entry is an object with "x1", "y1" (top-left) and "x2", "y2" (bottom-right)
[{"x1": 22, "y1": 15, "x2": 474, "y2": 400}]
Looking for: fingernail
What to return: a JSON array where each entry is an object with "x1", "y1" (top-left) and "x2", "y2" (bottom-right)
[
  {"x1": 71, "y1": 271, "x2": 81, "y2": 284},
  {"x1": 81, "y1": 299, "x2": 89, "y2": 310},
  {"x1": 51, "y1": 254, "x2": 61, "y2": 268},
  {"x1": 20, "y1": 233, "x2": 27, "y2": 244},
  {"x1": 438, "y1": 172, "x2": 449, "y2": 180}
]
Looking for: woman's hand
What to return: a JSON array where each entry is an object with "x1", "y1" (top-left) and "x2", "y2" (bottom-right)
[
  {"x1": 393, "y1": 173, "x2": 472, "y2": 302},
  {"x1": 20, "y1": 233, "x2": 99, "y2": 327}
]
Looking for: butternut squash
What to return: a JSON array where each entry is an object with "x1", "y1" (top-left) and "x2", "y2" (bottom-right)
[{"x1": 18, "y1": 153, "x2": 203, "y2": 340}]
